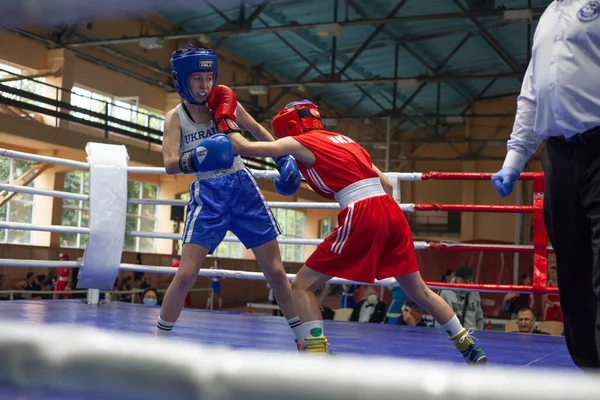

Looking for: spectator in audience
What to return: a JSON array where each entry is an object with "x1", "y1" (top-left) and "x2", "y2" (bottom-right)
[
  {"x1": 438, "y1": 265, "x2": 484, "y2": 330},
  {"x1": 54, "y1": 253, "x2": 72, "y2": 300},
  {"x1": 118, "y1": 276, "x2": 134, "y2": 303},
  {"x1": 340, "y1": 284, "x2": 357, "y2": 309},
  {"x1": 387, "y1": 285, "x2": 407, "y2": 315},
  {"x1": 397, "y1": 298, "x2": 430, "y2": 327},
  {"x1": 543, "y1": 266, "x2": 563, "y2": 322},
  {"x1": 142, "y1": 287, "x2": 160, "y2": 307},
  {"x1": 514, "y1": 307, "x2": 549, "y2": 335},
  {"x1": 206, "y1": 258, "x2": 224, "y2": 310},
  {"x1": 133, "y1": 253, "x2": 152, "y2": 290},
  {"x1": 502, "y1": 274, "x2": 535, "y2": 319},
  {"x1": 45, "y1": 270, "x2": 57, "y2": 290},
  {"x1": 14, "y1": 272, "x2": 35, "y2": 300},
  {"x1": 0, "y1": 274, "x2": 7, "y2": 300},
  {"x1": 349, "y1": 286, "x2": 387, "y2": 323},
  {"x1": 438, "y1": 268, "x2": 455, "y2": 294},
  {"x1": 267, "y1": 281, "x2": 283, "y2": 316},
  {"x1": 441, "y1": 269, "x2": 455, "y2": 283},
  {"x1": 34, "y1": 274, "x2": 51, "y2": 299}
]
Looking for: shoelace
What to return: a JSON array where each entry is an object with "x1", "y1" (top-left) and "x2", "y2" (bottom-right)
[{"x1": 458, "y1": 328, "x2": 479, "y2": 344}]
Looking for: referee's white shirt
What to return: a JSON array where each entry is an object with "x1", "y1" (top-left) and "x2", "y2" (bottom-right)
[{"x1": 504, "y1": 0, "x2": 600, "y2": 172}]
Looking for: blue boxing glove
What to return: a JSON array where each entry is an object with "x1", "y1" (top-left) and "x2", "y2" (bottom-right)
[
  {"x1": 491, "y1": 167, "x2": 520, "y2": 197},
  {"x1": 274, "y1": 155, "x2": 301, "y2": 196},
  {"x1": 179, "y1": 134, "x2": 234, "y2": 174}
]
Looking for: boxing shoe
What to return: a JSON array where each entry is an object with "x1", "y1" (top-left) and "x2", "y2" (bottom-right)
[{"x1": 451, "y1": 328, "x2": 487, "y2": 366}]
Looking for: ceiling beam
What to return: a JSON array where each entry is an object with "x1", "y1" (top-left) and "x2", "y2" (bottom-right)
[
  {"x1": 64, "y1": 7, "x2": 547, "y2": 47},
  {"x1": 335, "y1": 0, "x2": 409, "y2": 77},
  {"x1": 452, "y1": 0, "x2": 524, "y2": 73}
]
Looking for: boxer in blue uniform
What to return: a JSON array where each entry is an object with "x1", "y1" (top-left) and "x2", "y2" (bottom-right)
[{"x1": 155, "y1": 46, "x2": 304, "y2": 346}]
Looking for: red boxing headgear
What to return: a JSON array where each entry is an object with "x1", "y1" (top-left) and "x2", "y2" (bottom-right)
[
  {"x1": 271, "y1": 100, "x2": 323, "y2": 138},
  {"x1": 59, "y1": 253, "x2": 69, "y2": 261}
]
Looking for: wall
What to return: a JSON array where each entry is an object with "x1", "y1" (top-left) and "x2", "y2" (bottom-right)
[{"x1": 0, "y1": 26, "x2": 548, "y2": 282}]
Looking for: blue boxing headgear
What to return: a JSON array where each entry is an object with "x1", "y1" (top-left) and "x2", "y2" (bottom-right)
[{"x1": 170, "y1": 45, "x2": 218, "y2": 105}]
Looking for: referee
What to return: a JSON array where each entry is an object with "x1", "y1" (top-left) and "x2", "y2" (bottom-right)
[{"x1": 491, "y1": 1, "x2": 600, "y2": 370}]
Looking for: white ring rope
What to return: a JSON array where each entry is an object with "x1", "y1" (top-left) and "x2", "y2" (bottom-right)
[
  {"x1": 2, "y1": 322, "x2": 598, "y2": 400},
  {"x1": 0, "y1": 258, "x2": 555, "y2": 294},
  {"x1": 0, "y1": 183, "x2": 89, "y2": 201},
  {"x1": 0, "y1": 218, "x2": 547, "y2": 253},
  {"x1": 0, "y1": 221, "x2": 90, "y2": 234},
  {"x1": 0, "y1": 148, "x2": 89, "y2": 170},
  {"x1": 0, "y1": 147, "x2": 421, "y2": 181}
]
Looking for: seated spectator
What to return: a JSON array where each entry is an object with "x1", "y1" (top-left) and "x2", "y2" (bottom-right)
[
  {"x1": 397, "y1": 299, "x2": 430, "y2": 327},
  {"x1": 142, "y1": 287, "x2": 160, "y2": 306},
  {"x1": 34, "y1": 274, "x2": 51, "y2": 299},
  {"x1": 0, "y1": 274, "x2": 6, "y2": 300},
  {"x1": 349, "y1": 286, "x2": 387, "y2": 324},
  {"x1": 118, "y1": 276, "x2": 134, "y2": 303},
  {"x1": 14, "y1": 272, "x2": 35, "y2": 300},
  {"x1": 340, "y1": 284, "x2": 357, "y2": 309},
  {"x1": 514, "y1": 307, "x2": 549, "y2": 335},
  {"x1": 543, "y1": 266, "x2": 563, "y2": 322},
  {"x1": 45, "y1": 270, "x2": 58, "y2": 290},
  {"x1": 502, "y1": 274, "x2": 535, "y2": 319},
  {"x1": 438, "y1": 265, "x2": 484, "y2": 330},
  {"x1": 387, "y1": 285, "x2": 407, "y2": 315}
]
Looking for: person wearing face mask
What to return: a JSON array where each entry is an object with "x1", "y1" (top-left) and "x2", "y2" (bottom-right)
[
  {"x1": 349, "y1": 286, "x2": 387, "y2": 324},
  {"x1": 142, "y1": 288, "x2": 160, "y2": 307}
]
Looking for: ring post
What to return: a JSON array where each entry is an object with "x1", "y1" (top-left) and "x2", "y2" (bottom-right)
[{"x1": 77, "y1": 143, "x2": 129, "y2": 291}]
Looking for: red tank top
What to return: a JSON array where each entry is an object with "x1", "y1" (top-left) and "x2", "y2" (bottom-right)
[{"x1": 293, "y1": 130, "x2": 378, "y2": 199}]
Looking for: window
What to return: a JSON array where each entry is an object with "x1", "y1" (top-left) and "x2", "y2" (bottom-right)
[
  {"x1": 0, "y1": 62, "x2": 46, "y2": 107},
  {"x1": 0, "y1": 158, "x2": 35, "y2": 244},
  {"x1": 275, "y1": 209, "x2": 305, "y2": 262},
  {"x1": 69, "y1": 85, "x2": 164, "y2": 140},
  {"x1": 124, "y1": 181, "x2": 159, "y2": 253},
  {"x1": 70, "y1": 86, "x2": 112, "y2": 124},
  {"x1": 214, "y1": 231, "x2": 242, "y2": 259},
  {"x1": 60, "y1": 171, "x2": 89, "y2": 248},
  {"x1": 319, "y1": 216, "x2": 337, "y2": 238}
]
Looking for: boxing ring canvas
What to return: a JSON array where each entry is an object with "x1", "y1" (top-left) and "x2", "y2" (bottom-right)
[
  {"x1": 0, "y1": 146, "x2": 594, "y2": 399},
  {"x1": 0, "y1": 299, "x2": 575, "y2": 370}
]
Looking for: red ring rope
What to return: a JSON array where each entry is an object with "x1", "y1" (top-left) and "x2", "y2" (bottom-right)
[
  {"x1": 413, "y1": 204, "x2": 534, "y2": 213},
  {"x1": 427, "y1": 242, "x2": 554, "y2": 253},
  {"x1": 424, "y1": 281, "x2": 559, "y2": 294},
  {"x1": 421, "y1": 172, "x2": 543, "y2": 181},
  {"x1": 413, "y1": 171, "x2": 554, "y2": 297}
]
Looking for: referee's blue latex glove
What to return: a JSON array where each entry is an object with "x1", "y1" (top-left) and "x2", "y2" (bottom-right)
[{"x1": 491, "y1": 167, "x2": 520, "y2": 197}]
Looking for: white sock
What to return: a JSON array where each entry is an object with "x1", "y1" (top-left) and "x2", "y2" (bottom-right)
[
  {"x1": 155, "y1": 317, "x2": 174, "y2": 339},
  {"x1": 441, "y1": 315, "x2": 464, "y2": 338},
  {"x1": 287, "y1": 316, "x2": 303, "y2": 343},
  {"x1": 297, "y1": 320, "x2": 324, "y2": 347}
]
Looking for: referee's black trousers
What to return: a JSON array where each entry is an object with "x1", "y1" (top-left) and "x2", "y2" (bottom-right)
[{"x1": 542, "y1": 136, "x2": 600, "y2": 369}]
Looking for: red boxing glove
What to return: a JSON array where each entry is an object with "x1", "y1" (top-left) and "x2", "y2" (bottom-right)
[{"x1": 207, "y1": 85, "x2": 241, "y2": 134}]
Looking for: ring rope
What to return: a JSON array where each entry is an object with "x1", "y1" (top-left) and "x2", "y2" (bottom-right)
[
  {"x1": 0, "y1": 183, "x2": 540, "y2": 213},
  {"x1": 0, "y1": 258, "x2": 557, "y2": 294},
  {"x1": 0, "y1": 147, "x2": 545, "y2": 182}
]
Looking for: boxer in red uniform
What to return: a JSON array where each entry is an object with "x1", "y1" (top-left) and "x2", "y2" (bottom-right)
[
  {"x1": 53, "y1": 253, "x2": 71, "y2": 299},
  {"x1": 228, "y1": 99, "x2": 487, "y2": 364}
]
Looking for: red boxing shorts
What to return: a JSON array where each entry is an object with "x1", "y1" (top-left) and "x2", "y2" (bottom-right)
[{"x1": 305, "y1": 195, "x2": 419, "y2": 283}]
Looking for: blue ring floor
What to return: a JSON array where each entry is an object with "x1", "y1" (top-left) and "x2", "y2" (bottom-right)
[{"x1": 0, "y1": 300, "x2": 577, "y2": 371}]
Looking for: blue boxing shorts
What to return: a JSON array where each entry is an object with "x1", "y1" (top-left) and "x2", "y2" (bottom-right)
[
  {"x1": 210, "y1": 280, "x2": 221, "y2": 294},
  {"x1": 181, "y1": 168, "x2": 282, "y2": 252}
]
